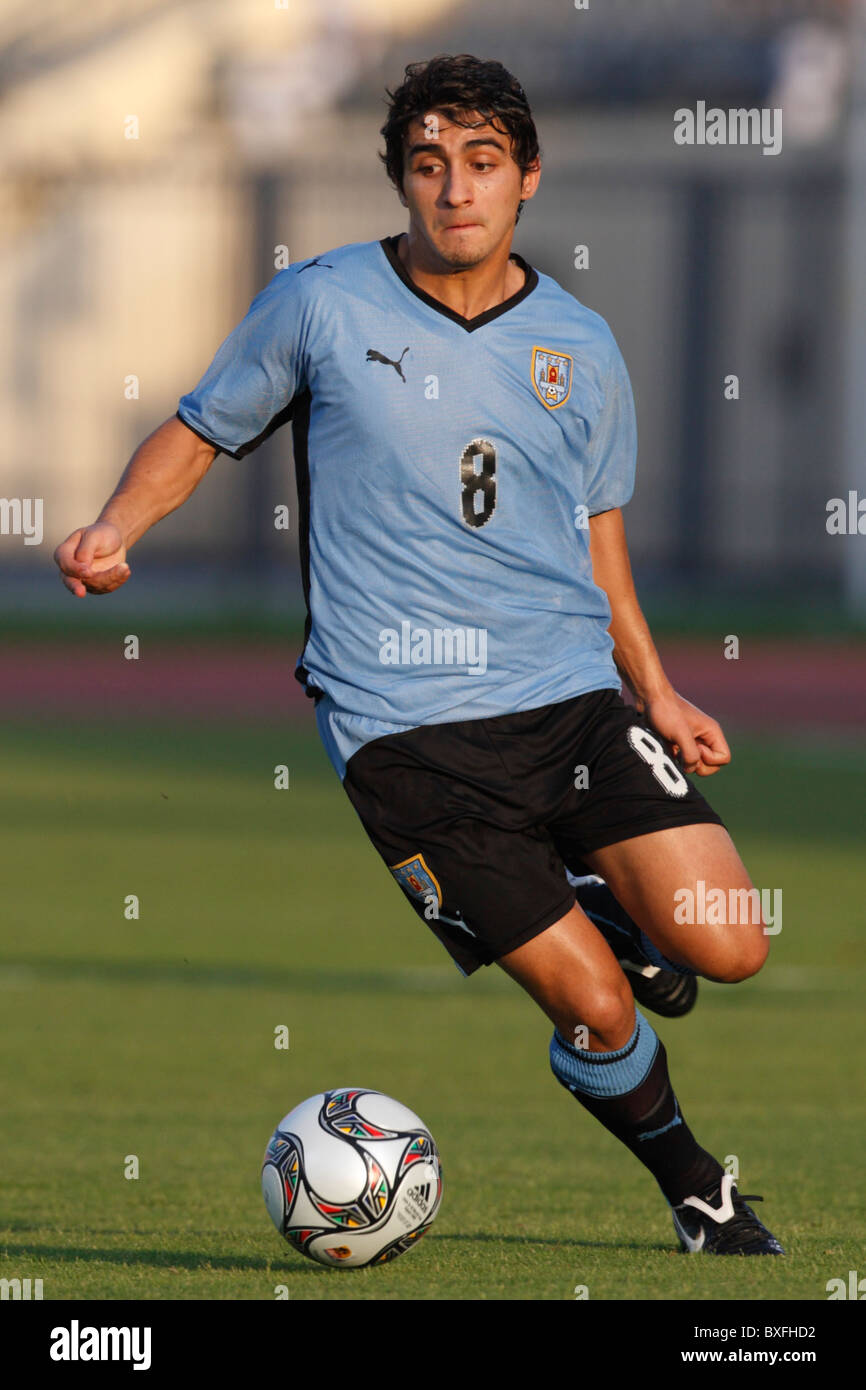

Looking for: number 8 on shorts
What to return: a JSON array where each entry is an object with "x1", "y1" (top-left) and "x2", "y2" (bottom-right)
[{"x1": 626, "y1": 725, "x2": 689, "y2": 798}]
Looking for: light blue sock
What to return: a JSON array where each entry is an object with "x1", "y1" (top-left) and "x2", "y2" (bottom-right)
[{"x1": 549, "y1": 1008, "x2": 659, "y2": 1098}]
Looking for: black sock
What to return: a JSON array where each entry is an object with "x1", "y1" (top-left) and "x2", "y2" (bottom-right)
[{"x1": 551, "y1": 1024, "x2": 723, "y2": 1205}]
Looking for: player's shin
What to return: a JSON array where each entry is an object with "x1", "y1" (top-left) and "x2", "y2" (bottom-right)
[{"x1": 549, "y1": 1011, "x2": 723, "y2": 1206}]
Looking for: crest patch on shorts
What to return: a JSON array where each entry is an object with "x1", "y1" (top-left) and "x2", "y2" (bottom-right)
[{"x1": 389, "y1": 853, "x2": 442, "y2": 907}]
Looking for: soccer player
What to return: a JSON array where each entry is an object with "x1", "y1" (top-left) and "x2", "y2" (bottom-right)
[{"x1": 54, "y1": 55, "x2": 783, "y2": 1256}]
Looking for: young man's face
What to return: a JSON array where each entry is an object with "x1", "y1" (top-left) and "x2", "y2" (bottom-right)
[{"x1": 398, "y1": 109, "x2": 540, "y2": 268}]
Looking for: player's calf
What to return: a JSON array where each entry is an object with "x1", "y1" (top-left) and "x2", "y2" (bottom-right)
[
  {"x1": 636, "y1": 892, "x2": 769, "y2": 985},
  {"x1": 586, "y1": 824, "x2": 773, "y2": 986},
  {"x1": 702, "y1": 925, "x2": 769, "y2": 984}
]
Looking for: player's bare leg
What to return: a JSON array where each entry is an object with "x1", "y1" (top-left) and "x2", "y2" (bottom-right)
[
  {"x1": 497, "y1": 902, "x2": 635, "y2": 1048},
  {"x1": 497, "y1": 887, "x2": 784, "y2": 1255},
  {"x1": 568, "y1": 873, "x2": 699, "y2": 1019},
  {"x1": 581, "y1": 822, "x2": 770, "y2": 984}
]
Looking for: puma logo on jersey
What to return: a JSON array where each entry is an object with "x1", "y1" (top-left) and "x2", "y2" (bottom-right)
[
  {"x1": 297, "y1": 256, "x2": 333, "y2": 272},
  {"x1": 366, "y1": 347, "x2": 410, "y2": 381}
]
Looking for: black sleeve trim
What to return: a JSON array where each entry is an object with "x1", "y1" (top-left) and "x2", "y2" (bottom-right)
[
  {"x1": 231, "y1": 395, "x2": 301, "y2": 458},
  {"x1": 176, "y1": 394, "x2": 302, "y2": 462},
  {"x1": 175, "y1": 411, "x2": 229, "y2": 459}
]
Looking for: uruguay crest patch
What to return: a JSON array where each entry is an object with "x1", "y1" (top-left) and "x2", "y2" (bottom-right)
[
  {"x1": 531, "y1": 346, "x2": 573, "y2": 409},
  {"x1": 389, "y1": 853, "x2": 442, "y2": 908}
]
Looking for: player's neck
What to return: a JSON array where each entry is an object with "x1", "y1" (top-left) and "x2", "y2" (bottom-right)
[{"x1": 397, "y1": 231, "x2": 525, "y2": 319}]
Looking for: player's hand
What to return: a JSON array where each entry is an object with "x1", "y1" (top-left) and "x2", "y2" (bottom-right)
[
  {"x1": 639, "y1": 688, "x2": 730, "y2": 777},
  {"x1": 54, "y1": 522, "x2": 130, "y2": 597}
]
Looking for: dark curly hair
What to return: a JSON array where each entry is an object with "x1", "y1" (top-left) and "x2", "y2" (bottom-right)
[{"x1": 379, "y1": 54, "x2": 540, "y2": 223}]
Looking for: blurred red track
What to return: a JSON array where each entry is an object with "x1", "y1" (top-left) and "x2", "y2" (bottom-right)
[{"x1": 0, "y1": 640, "x2": 863, "y2": 732}]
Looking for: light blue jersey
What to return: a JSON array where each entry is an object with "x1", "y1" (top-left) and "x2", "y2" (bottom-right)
[{"x1": 177, "y1": 234, "x2": 637, "y2": 778}]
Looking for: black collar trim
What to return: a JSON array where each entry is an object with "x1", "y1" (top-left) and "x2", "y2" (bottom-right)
[{"x1": 379, "y1": 233, "x2": 538, "y2": 333}]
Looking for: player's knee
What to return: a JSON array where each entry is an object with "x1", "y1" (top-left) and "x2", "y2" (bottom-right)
[
  {"x1": 573, "y1": 975, "x2": 634, "y2": 1046},
  {"x1": 709, "y1": 929, "x2": 769, "y2": 983}
]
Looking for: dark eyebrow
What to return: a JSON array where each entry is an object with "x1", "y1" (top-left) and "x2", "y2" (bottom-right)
[{"x1": 406, "y1": 137, "x2": 508, "y2": 160}]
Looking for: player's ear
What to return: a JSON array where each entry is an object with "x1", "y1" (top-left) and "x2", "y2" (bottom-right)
[{"x1": 521, "y1": 157, "x2": 541, "y2": 201}]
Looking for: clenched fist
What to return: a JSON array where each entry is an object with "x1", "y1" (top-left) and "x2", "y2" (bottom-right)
[{"x1": 54, "y1": 522, "x2": 130, "y2": 597}]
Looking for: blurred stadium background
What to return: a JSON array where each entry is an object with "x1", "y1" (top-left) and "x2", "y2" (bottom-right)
[
  {"x1": 1, "y1": 0, "x2": 864, "y2": 1302},
  {"x1": 1, "y1": 0, "x2": 864, "y2": 626}
]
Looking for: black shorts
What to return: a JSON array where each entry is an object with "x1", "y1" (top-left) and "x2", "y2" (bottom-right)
[{"x1": 341, "y1": 688, "x2": 725, "y2": 977}]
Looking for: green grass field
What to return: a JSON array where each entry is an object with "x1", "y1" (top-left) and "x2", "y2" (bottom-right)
[{"x1": 1, "y1": 718, "x2": 863, "y2": 1301}]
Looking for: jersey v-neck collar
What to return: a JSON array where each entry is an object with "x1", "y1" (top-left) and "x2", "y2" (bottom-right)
[{"x1": 379, "y1": 233, "x2": 538, "y2": 333}]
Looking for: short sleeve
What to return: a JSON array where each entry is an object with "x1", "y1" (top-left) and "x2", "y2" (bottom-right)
[
  {"x1": 176, "y1": 269, "x2": 309, "y2": 459},
  {"x1": 584, "y1": 334, "x2": 637, "y2": 516}
]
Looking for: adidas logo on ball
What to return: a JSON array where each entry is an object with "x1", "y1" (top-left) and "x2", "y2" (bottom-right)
[{"x1": 406, "y1": 1182, "x2": 432, "y2": 1212}]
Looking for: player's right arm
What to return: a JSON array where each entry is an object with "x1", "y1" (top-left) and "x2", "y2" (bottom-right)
[
  {"x1": 55, "y1": 262, "x2": 310, "y2": 597},
  {"x1": 54, "y1": 415, "x2": 217, "y2": 596}
]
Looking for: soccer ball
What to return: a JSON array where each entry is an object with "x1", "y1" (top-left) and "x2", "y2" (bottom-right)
[{"x1": 261, "y1": 1087, "x2": 443, "y2": 1268}]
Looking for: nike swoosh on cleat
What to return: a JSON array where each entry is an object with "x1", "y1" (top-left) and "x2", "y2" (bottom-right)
[
  {"x1": 682, "y1": 1173, "x2": 737, "y2": 1223},
  {"x1": 672, "y1": 1209, "x2": 706, "y2": 1252}
]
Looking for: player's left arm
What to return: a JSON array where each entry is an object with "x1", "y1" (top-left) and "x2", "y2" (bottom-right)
[{"x1": 587, "y1": 507, "x2": 730, "y2": 777}]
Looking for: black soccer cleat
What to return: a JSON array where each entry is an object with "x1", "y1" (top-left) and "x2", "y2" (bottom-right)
[
  {"x1": 671, "y1": 1174, "x2": 785, "y2": 1255},
  {"x1": 569, "y1": 874, "x2": 698, "y2": 1019},
  {"x1": 628, "y1": 963, "x2": 698, "y2": 1020}
]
